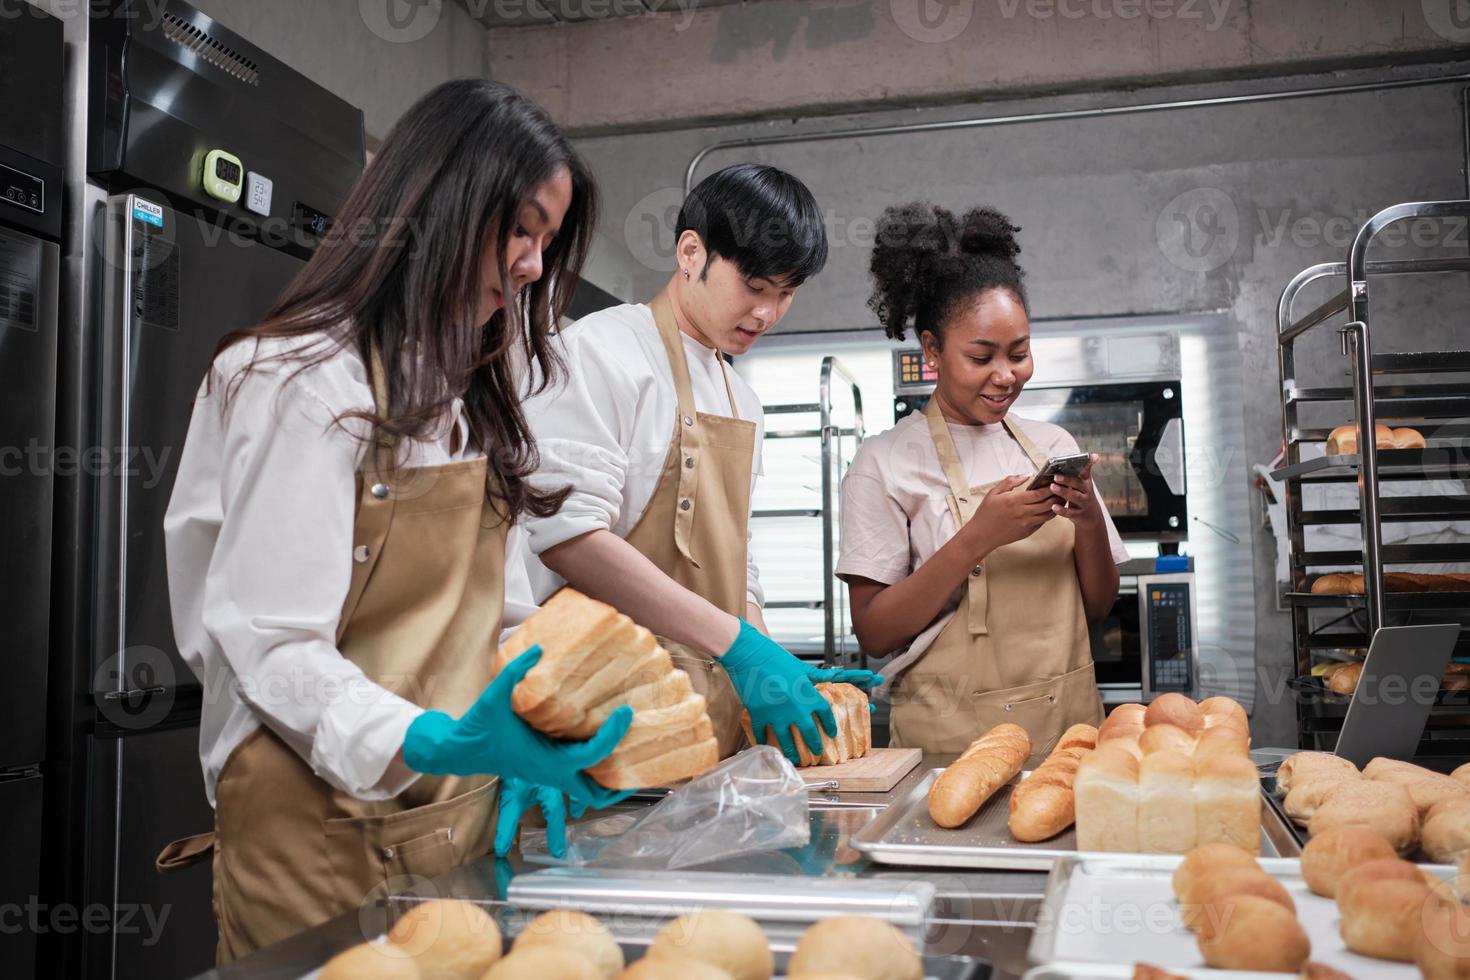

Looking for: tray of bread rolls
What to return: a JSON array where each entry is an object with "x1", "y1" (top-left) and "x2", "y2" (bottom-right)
[
  {"x1": 852, "y1": 698, "x2": 1300, "y2": 871},
  {"x1": 1026, "y1": 848, "x2": 1464, "y2": 978}
]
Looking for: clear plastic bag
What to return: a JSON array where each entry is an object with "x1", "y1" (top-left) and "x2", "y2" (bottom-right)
[{"x1": 521, "y1": 746, "x2": 811, "y2": 869}]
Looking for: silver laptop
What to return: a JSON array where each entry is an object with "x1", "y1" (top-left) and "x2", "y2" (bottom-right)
[{"x1": 1334, "y1": 623, "x2": 1461, "y2": 768}]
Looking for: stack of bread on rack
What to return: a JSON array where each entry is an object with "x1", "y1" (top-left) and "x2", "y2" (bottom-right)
[
  {"x1": 1073, "y1": 694, "x2": 1259, "y2": 854},
  {"x1": 1275, "y1": 750, "x2": 1470, "y2": 862},
  {"x1": 740, "y1": 682, "x2": 872, "y2": 767},
  {"x1": 1310, "y1": 570, "x2": 1470, "y2": 594},
  {"x1": 1324, "y1": 422, "x2": 1424, "y2": 455},
  {"x1": 1316, "y1": 655, "x2": 1470, "y2": 696},
  {"x1": 494, "y1": 588, "x2": 719, "y2": 789}
]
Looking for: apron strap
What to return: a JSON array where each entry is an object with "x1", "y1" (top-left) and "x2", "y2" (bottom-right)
[
  {"x1": 648, "y1": 292, "x2": 706, "y2": 568},
  {"x1": 1001, "y1": 415, "x2": 1052, "y2": 472},
  {"x1": 922, "y1": 398, "x2": 991, "y2": 635},
  {"x1": 339, "y1": 345, "x2": 401, "y2": 639}
]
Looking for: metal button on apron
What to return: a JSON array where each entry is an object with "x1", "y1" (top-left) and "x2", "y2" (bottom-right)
[
  {"x1": 370, "y1": 483, "x2": 390, "y2": 499},
  {"x1": 683, "y1": 415, "x2": 693, "y2": 426},
  {"x1": 971, "y1": 565, "x2": 983, "y2": 577},
  {"x1": 381, "y1": 846, "x2": 395, "y2": 859},
  {"x1": 685, "y1": 456, "x2": 694, "y2": 468},
  {"x1": 352, "y1": 545, "x2": 369, "y2": 563},
  {"x1": 680, "y1": 499, "x2": 692, "y2": 511}
]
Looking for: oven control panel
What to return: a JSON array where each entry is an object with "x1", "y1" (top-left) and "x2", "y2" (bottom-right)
[{"x1": 1139, "y1": 572, "x2": 1197, "y2": 697}]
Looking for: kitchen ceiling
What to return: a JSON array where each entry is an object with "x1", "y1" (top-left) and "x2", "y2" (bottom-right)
[{"x1": 457, "y1": 0, "x2": 773, "y2": 28}]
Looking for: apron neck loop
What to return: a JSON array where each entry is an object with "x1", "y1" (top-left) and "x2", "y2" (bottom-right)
[
  {"x1": 923, "y1": 397, "x2": 1052, "y2": 498},
  {"x1": 648, "y1": 291, "x2": 738, "y2": 417},
  {"x1": 366, "y1": 344, "x2": 398, "y2": 479}
]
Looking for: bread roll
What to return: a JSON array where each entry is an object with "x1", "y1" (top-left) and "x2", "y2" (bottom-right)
[
  {"x1": 1416, "y1": 905, "x2": 1470, "y2": 980},
  {"x1": 1195, "y1": 753, "x2": 1260, "y2": 853},
  {"x1": 928, "y1": 725, "x2": 1030, "y2": 828},
  {"x1": 1326, "y1": 661, "x2": 1362, "y2": 696},
  {"x1": 1138, "y1": 724, "x2": 1195, "y2": 757},
  {"x1": 1193, "y1": 726, "x2": 1249, "y2": 763},
  {"x1": 620, "y1": 955, "x2": 732, "y2": 980},
  {"x1": 1365, "y1": 757, "x2": 1470, "y2": 817},
  {"x1": 1309, "y1": 779, "x2": 1420, "y2": 853},
  {"x1": 1075, "y1": 745, "x2": 1140, "y2": 852},
  {"x1": 1311, "y1": 573, "x2": 1357, "y2": 595},
  {"x1": 1143, "y1": 693, "x2": 1203, "y2": 734},
  {"x1": 1008, "y1": 730, "x2": 1093, "y2": 842},
  {"x1": 486, "y1": 948, "x2": 602, "y2": 980},
  {"x1": 1198, "y1": 696, "x2": 1248, "y2": 731},
  {"x1": 512, "y1": 910, "x2": 623, "y2": 979},
  {"x1": 1098, "y1": 704, "x2": 1145, "y2": 741},
  {"x1": 1182, "y1": 865, "x2": 1295, "y2": 932},
  {"x1": 1284, "y1": 772, "x2": 1363, "y2": 825},
  {"x1": 320, "y1": 943, "x2": 422, "y2": 980},
  {"x1": 1194, "y1": 893, "x2": 1311, "y2": 972},
  {"x1": 387, "y1": 899, "x2": 502, "y2": 979},
  {"x1": 1339, "y1": 877, "x2": 1432, "y2": 962},
  {"x1": 1276, "y1": 752, "x2": 1357, "y2": 795},
  {"x1": 786, "y1": 916, "x2": 921, "y2": 980},
  {"x1": 1325, "y1": 423, "x2": 1394, "y2": 456},
  {"x1": 648, "y1": 910, "x2": 772, "y2": 980},
  {"x1": 497, "y1": 589, "x2": 718, "y2": 788},
  {"x1": 1172, "y1": 842, "x2": 1260, "y2": 907},
  {"x1": 1130, "y1": 966, "x2": 1184, "y2": 980},
  {"x1": 1299, "y1": 963, "x2": 1354, "y2": 980},
  {"x1": 1300, "y1": 826, "x2": 1398, "y2": 898},
  {"x1": 1336, "y1": 858, "x2": 1428, "y2": 919},
  {"x1": 1423, "y1": 797, "x2": 1470, "y2": 863},
  {"x1": 741, "y1": 683, "x2": 872, "y2": 767},
  {"x1": 1139, "y1": 751, "x2": 1197, "y2": 854},
  {"x1": 1392, "y1": 427, "x2": 1425, "y2": 450}
]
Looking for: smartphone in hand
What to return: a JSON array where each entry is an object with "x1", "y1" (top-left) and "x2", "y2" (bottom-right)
[{"x1": 1024, "y1": 452, "x2": 1092, "y2": 492}]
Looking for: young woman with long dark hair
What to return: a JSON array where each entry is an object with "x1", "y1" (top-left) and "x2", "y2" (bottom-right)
[{"x1": 160, "y1": 79, "x2": 630, "y2": 961}]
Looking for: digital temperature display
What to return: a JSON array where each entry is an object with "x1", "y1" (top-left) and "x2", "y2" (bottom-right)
[{"x1": 293, "y1": 201, "x2": 331, "y2": 238}]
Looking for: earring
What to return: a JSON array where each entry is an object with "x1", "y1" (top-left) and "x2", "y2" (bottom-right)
[{"x1": 682, "y1": 268, "x2": 690, "y2": 280}]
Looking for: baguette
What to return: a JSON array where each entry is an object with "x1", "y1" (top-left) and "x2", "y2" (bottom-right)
[
  {"x1": 928, "y1": 724, "x2": 1030, "y2": 828},
  {"x1": 1008, "y1": 725, "x2": 1097, "y2": 841}
]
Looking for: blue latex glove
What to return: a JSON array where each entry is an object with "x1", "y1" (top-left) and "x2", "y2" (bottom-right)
[
  {"x1": 493, "y1": 777, "x2": 598, "y2": 859},
  {"x1": 404, "y1": 645, "x2": 633, "y2": 808},
  {"x1": 720, "y1": 620, "x2": 884, "y2": 764}
]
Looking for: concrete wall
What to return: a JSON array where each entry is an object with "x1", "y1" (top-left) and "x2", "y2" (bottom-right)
[
  {"x1": 492, "y1": 0, "x2": 1470, "y2": 133},
  {"x1": 189, "y1": 0, "x2": 491, "y2": 141},
  {"x1": 570, "y1": 65, "x2": 1470, "y2": 745}
]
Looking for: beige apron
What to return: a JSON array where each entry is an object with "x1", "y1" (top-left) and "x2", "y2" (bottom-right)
[
  {"x1": 157, "y1": 352, "x2": 507, "y2": 963},
  {"x1": 888, "y1": 398, "x2": 1104, "y2": 766},
  {"x1": 623, "y1": 293, "x2": 755, "y2": 758}
]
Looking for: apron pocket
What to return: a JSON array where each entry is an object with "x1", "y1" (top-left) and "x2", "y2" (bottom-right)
[
  {"x1": 972, "y1": 662, "x2": 1104, "y2": 766},
  {"x1": 381, "y1": 827, "x2": 459, "y2": 884},
  {"x1": 889, "y1": 672, "x2": 976, "y2": 754}
]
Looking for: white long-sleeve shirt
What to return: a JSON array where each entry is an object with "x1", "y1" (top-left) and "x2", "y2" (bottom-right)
[
  {"x1": 514, "y1": 303, "x2": 767, "y2": 612},
  {"x1": 164, "y1": 333, "x2": 538, "y2": 806}
]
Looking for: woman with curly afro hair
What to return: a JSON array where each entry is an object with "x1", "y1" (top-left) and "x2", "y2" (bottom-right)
[{"x1": 835, "y1": 204, "x2": 1128, "y2": 762}]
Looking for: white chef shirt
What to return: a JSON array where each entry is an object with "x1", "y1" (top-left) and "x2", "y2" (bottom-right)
[
  {"x1": 836, "y1": 410, "x2": 1129, "y2": 682},
  {"x1": 164, "y1": 333, "x2": 538, "y2": 806},
  {"x1": 516, "y1": 303, "x2": 766, "y2": 609}
]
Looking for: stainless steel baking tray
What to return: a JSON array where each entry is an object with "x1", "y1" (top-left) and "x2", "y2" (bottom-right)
[
  {"x1": 1027, "y1": 852, "x2": 1457, "y2": 977},
  {"x1": 850, "y1": 770, "x2": 1301, "y2": 871}
]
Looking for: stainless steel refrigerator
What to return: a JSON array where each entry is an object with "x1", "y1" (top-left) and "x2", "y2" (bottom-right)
[
  {"x1": 48, "y1": 4, "x2": 363, "y2": 976},
  {"x1": 0, "y1": 7, "x2": 63, "y2": 979}
]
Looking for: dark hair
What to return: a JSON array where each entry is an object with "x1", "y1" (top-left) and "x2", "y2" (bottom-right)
[
  {"x1": 867, "y1": 203, "x2": 1026, "y2": 343},
  {"x1": 677, "y1": 163, "x2": 828, "y2": 287},
  {"x1": 212, "y1": 79, "x2": 596, "y2": 521}
]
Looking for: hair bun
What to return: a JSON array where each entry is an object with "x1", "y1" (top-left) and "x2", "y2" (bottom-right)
[{"x1": 958, "y1": 208, "x2": 1022, "y2": 260}]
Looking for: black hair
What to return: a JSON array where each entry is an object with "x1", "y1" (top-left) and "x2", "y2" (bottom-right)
[
  {"x1": 213, "y1": 79, "x2": 596, "y2": 521},
  {"x1": 867, "y1": 203, "x2": 1026, "y2": 343},
  {"x1": 677, "y1": 163, "x2": 828, "y2": 287}
]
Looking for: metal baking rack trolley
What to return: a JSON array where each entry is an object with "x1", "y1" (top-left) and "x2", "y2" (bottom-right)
[{"x1": 1272, "y1": 199, "x2": 1470, "y2": 761}]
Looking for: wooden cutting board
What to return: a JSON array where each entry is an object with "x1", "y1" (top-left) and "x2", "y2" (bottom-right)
[{"x1": 797, "y1": 747, "x2": 922, "y2": 793}]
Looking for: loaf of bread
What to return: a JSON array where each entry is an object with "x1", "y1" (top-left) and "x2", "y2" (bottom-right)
[
  {"x1": 1138, "y1": 723, "x2": 1195, "y2": 757},
  {"x1": 1198, "y1": 696, "x2": 1249, "y2": 733},
  {"x1": 739, "y1": 682, "x2": 870, "y2": 767},
  {"x1": 928, "y1": 724, "x2": 1030, "y2": 828},
  {"x1": 1325, "y1": 423, "x2": 1420, "y2": 455},
  {"x1": 1299, "y1": 826, "x2": 1398, "y2": 897},
  {"x1": 787, "y1": 916, "x2": 922, "y2": 980},
  {"x1": 1310, "y1": 570, "x2": 1468, "y2": 594},
  {"x1": 648, "y1": 910, "x2": 772, "y2": 980},
  {"x1": 1423, "y1": 797, "x2": 1470, "y2": 863},
  {"x1": 1143, "y1": 693, "x2": 1204, "y2": 734},
  {"x1": 1194, "y1": 893, "x2": 1311, "y2": 972},
  {"x1": 1172, "y1": 841, "x2": 1260, "y2": 908},
  {"x1": 512, "y1": 909, "x2": 624, "y2": 979},
  {"x1": 1309, "y1": 780, "x2": 1420, "y2": 853},
  {"x1": 1275, "y1": 751, "x2": 1358, "y2": 796},
  {"x1": 387, "y1": 898, "x2": 502, "y2": 977},
  {"x1": 1138, "y1": 750, "x2": 1197, "y2": 854},
  {"x1": 1364, "y1": 756, "x2": 1470, "y2": 817},
  {"x1": 1075, "y1": 744, "x2": 1141, "y2": 851},
  {"x1": 495, "y1": 589, "x2": 719, "y2": 789},
  {"x1": 1193, "y1": 725, "x2": 1249, "y2": 764},
  {"x1": 1416, "y1": 905, "x2": 1470, "y2": 980},
  {"x1": 1008, "y1": 725, "x2": 1096, "y2": 841},
  {"x1": 1195, "y1": 753, "x2": 1262, "y2": 854},
  {"x1": 1098, "y1": 703, "x2": 1145, "y2": 742}
]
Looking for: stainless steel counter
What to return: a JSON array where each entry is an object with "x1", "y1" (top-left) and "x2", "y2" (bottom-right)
[{"x1": 189, "y1": 755, "x2": 1047, "y2": 979}]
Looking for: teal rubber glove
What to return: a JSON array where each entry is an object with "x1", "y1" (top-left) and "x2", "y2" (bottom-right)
[
  {"x1": 720, "y1": 620, "x2": 883, "y2": 764},
  {"x1": 403, "y1": 645, "x2": 633, "y2": 809},
  {"x1": 493, "y1": 777, "x2": 598, "y2": 859}
]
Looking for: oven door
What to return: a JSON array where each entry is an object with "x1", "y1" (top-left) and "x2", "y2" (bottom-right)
[
  {"x1": 1091, "y1": 583, "x2": 1144, "y2": 694},
  {"x1": 1012, "y1": 381, "x2": 1187, "y2": 540}
]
